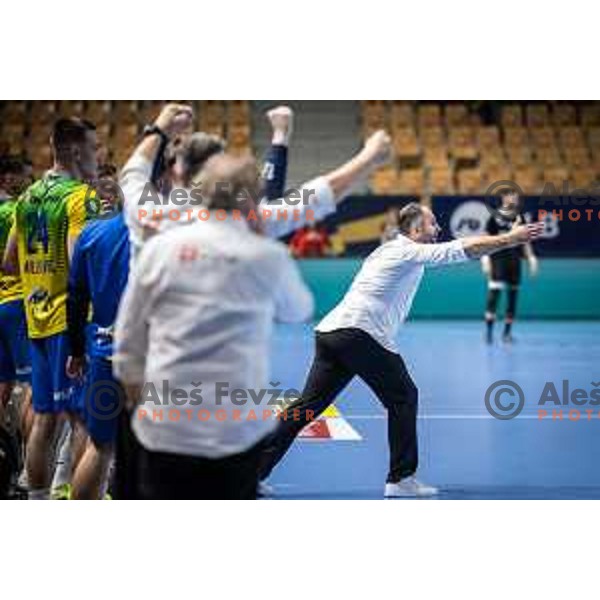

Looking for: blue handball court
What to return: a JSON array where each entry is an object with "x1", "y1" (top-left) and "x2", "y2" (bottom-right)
[{"x1": 265, "y1": 259, "x2": 600, "y2": 499}]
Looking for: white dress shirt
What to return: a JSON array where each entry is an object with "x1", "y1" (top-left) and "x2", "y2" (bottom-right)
[
  {"x1": 119, "y1": 153, "x2": 336, "y2": 262},
  {"x1": 113, "y1": 216, "x2": 314, "y2": 458},
  {"x1": 317, "y1": 234, "x2": 468, "y2": 353}
]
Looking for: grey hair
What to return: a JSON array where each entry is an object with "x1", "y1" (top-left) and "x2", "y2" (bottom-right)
[
  {"x1": 168, "y1": 132, "x2": 226, "y2": 186},
  {"x1": 199, "y1": 154, "x2": 260, "y2": 212},
  {"x1": 397, "y1": 202, "x2": 425, "y2": 234}
]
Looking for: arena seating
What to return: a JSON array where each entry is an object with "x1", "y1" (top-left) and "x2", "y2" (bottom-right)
[
  {"x1": 360, "y1": 101, "x2": 600, "y2": 195},
  {"x1": 0, "y1": 101, "x2": 254, "y2": 172},
  {"x1": 1, "y1": 101, "x2": 599, "y2": 197}
]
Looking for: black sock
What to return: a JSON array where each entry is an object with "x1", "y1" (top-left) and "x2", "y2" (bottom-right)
[
  {"x1": 485, "y1": 288, "x2": 500, "y2": 342},
  {"x1": 504, "y1": 287, "x2": 519, "y2": 337}
]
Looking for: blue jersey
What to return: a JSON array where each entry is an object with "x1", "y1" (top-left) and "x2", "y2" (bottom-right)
[{"x1": 67, "y1": 212, "x2": 130, "y2": 360}]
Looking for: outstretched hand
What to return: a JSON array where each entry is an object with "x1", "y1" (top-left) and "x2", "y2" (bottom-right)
[{"x1": 512, "y1": 221, "x2": 545, "y2": 244}]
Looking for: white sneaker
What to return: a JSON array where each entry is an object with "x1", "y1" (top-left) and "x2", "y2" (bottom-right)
[
  {"x1": 384, "y1": 476, "x2": 439, "y2": 498},
  {"x1": 257, "y1": 481, "x2": 275, "y2": 497}
]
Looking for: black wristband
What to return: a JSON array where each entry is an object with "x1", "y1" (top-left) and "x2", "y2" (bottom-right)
[
  {"x1": 142, "y1": 125, "x2": 170, "y2": 186},
  {"x1": 142, "y1": 124, "x2": 169, "y2": 143}
]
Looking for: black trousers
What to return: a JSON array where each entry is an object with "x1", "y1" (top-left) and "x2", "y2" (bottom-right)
[
  {"x1": 260, "y1": 328, "x2": 419, "y2": 483},
  {"x1": 112, "y1": 409, "x2": 140, "y2": 500},
  {"x1": 135, "y1": 437, "x2": 267, "y2": 500}
]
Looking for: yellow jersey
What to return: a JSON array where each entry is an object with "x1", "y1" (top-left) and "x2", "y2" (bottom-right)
[{"x1": 14, "y1": 173, "x2": 99, "y2": 338}]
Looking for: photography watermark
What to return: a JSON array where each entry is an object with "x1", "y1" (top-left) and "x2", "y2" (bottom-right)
[
  {"x1": 482, "y1": 179, "x2": 600, "y2": 222},
  {"x1": 484, "y1": 380, "x2": 526, "y2": 420},
  {"x1": 84, "y1": 177, "x2": 318, "y2": 223},
  {"x1": 485, "y1": 379, "x2": 600, "y2": 420},
  {"x1": 84, "y1": 378, "x2": 309, "y2": 423}
]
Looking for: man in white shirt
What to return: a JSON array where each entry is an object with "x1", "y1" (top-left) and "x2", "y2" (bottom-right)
[
  {"x1": 113, "y1": 153, "x2": 314, "y2": 499},
  {"x1": 259, "y1": 203, "x2": 545, "y2": 498}
]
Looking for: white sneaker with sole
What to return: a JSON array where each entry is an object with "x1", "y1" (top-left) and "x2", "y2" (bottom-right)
[
  {"x1": 384, "y1": 476, "x2": 439, "y2": 498},
  {"x1": 257, "y1": 481, "x2": 274, "y2": 497}
]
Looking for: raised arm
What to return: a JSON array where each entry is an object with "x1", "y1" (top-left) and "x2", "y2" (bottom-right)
[
  {"x1": 261, "y1": 129, "x2": 392, "y2": 239},
  {"x1": 323, "y1": 130, "x2": 392, "y2": 202},
  {"x1": 119, "y1": 104, "x2": 194, "y2": 252},
  {"x1": 262, "y1": 106, "x2": 293, "y2": 201}
]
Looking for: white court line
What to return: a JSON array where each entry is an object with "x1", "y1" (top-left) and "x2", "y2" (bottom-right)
[{"x1": 346, "y1": 414, "x2": 564, "y2": 420}]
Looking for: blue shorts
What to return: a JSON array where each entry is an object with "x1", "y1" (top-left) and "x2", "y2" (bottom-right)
[
  {"x1": 0, "y1": 300, "x2": 31, "y2": 384},
  {"x1": 82, "y1": 357, "x2": 124, "y2": 445},
  {"x1": 30, "y1": 332, "x2": 81, "y2": 414}
]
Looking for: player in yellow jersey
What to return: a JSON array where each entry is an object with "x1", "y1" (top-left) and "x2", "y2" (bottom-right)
[
  {"x1": 3, "y1": 119, "x2": 99, "y2": 499},
  {"x1": 0, "y1": 156, "x2": 32, "y2": 440}
]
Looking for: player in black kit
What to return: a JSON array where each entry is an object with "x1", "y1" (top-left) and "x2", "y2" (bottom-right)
[{"x1": 482, "y1": 189, "x2": 539, "y2": 344}]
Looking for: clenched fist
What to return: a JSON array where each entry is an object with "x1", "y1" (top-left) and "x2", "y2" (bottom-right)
[
  {"x1": 363, "y1": 130, "x2": 392, "y2": 167},
  {"x1": 154, "y1": 103, "x2": 194, "y2": 137},
  {"x1": 267, "y1": 105, "x2": 294, "y2": 145}
]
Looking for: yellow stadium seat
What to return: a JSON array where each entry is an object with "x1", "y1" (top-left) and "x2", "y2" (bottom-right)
[
  {"x1": 392, "y1": 128, "x2": 420, "y2": 159},
  {"x1": 199, "y1": 101, "x2": 225, "y2": 134},
  {"x1": 423, "y1": 147, "x2": 449, "y2": 168},
  {"x1": 514, "y1": 166, "x2": 541, "y2": 194},
  {"x1": 505, "y1": 145, "x2": 532, "y2": 167},
  {"x1": 420, "y1": 126, "x2": 445, "y2": 149},
  {"x1": 417, "y1": 104, "x2": 442, "y2": 129},
  {"x1": 587, "y1": 127, "x2": 600, "y2": 150},
  {"x1": 398, "y1": 168, "x2": 424, "y2": 195},
  {"x1": 429, "y1": 167, "x2": 454, "y2": 194},
  {"x1": 501, "y1": 105, "x2": 523, "y2": 128},
  {"x1": 563, "y1": 146, "x2": 591, "y2": 168},
  {"x1": 95, "y1": 124, "x2": 112, "y2": 148},
  {"x1": 479, "y1": 147, "x2": 507, "y2": 167},
  {"x1": 445, "y1": 103, "x2": 469, "y2": 127},
  {"x1": 112, "y1": 101, "x2": 140, "y2": 126},
  {"x1": 371, "y1": 166, "x2": 398, "y2": 194},
  {"x1": 30, "y1": 145, "x2": 52, "y2": 171},
  {"x1": 390, "y1": 102, "x2": 414, "y2": 128},
  {"x1": 57, "y1": 101, "x2": 84, "y2": 118},
  {"x1": 543, "y1": 166, "x2": 570, "y2": 189},
  {"x1": 570, "y1": 168, "x2": 597, "y2": 189},
  {"x1": 581, "y1": 104, "x2": 600, "y2": 126},
  {"x1": 482, "y1": 164, "x2": 513, "y2": 187},
  {"x1": 552, "y1": 103, "x2": 576, "y2": 126},
  {"x1": 362, "y1": 100, "x2": 387, "y2": 130},
  {"x1": 526, "y1": 103, "x2": 549, "y2": 127},
  {"x1": 2, "y1": 101, "x2": 27, "y2": 121},
  {"x1": 85, "y1": 101, "x2": 111, "y2": 126},
  {"x1": 448, "y1": 126, "x2": 477, "y2": 160},
  {"x1": 140, "y1": 101, "x2": 164, "y2": 125},
  {"x1": 112, "y1": 124, "x2": 139, "y2": 147},
  {"x1": 529, "y1": 127, "x2": 556, "y2": 149},
  {"x1": 228, "y1": 101, "x2": 250, "y2": 127},
  {"x1": 228, "y1": 124, "x2": 251, "y2": 148},
  {"x1": 456, "y1": 168, "x2": 482, "y2": 194},
  {"x1": 477, "y1": 126, "x2": 501, "y2": 150},
  {"x1": 536, "y1": 146, "x2": 562, "y2": 167},
  {"x1": 559, "y1": 126, "x2": 586, "y2": 149},
  {"x1": 504, "y1": 127, "x2": 529, "y2": 147},
  {"x1": 29, "y1": 101, "x2": 57, "y2": 125}
]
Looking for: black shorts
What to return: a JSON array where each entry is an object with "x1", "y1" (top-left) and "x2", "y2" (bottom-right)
[{"x1": 491, "y1": 257, "x2": 522, "y2": 286}]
